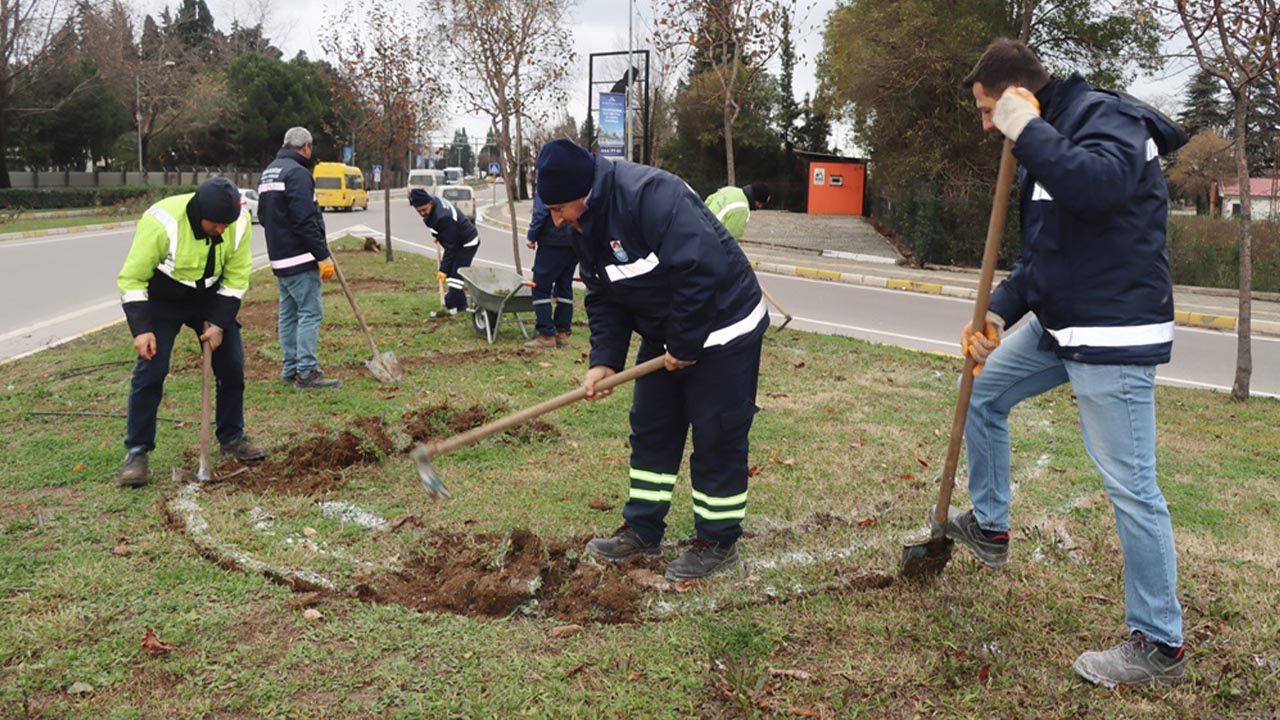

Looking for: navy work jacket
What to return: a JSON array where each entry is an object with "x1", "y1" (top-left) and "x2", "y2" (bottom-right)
[{"x1": 258, "y1": 149, "x2": 329, "y2": 277}]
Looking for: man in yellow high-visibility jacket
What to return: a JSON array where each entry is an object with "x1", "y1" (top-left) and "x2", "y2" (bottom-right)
[
  {"x1": 703, "y1": 182, "x2": 770, "y2": 242},
  {"x1": 116, "y1": 178, "x2": 265, "y2": 487}
]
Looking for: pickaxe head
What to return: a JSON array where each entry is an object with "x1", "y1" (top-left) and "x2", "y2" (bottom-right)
[{"x1": 411, "y1": 443, "x2": 451, "y2": 501}]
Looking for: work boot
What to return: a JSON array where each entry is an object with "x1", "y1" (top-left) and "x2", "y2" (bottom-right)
[
  {"x1": 555, "y1": 330, "x2": 571, "y2": 348},
  {"x1": 586, "y1": 525, "x2": 661, "y2": 561},
  {"x1": 1072, "y1": 632, "x2": 1186, "y2": 688},
  {"x1": 294, "y1": 369, "x2": 342, "y2": 389},
  {"x1": 944, "y1": 507, "x2": 1009, "y2": 567},
  {"x1": 220, "y1": 435, "x2": 267, "y2": 462},
  {"x1": 523, "y1": 333, "x2": 558, "y2": 350},
  {"x1": 119, "y1": 450, "x2": 149, "y2": 488},
  {"x1": 664, "y1": 538, "x2": 739, "y2": 581},
  {"x1": 282, "y1": 372, "x2": 297, "y2": 385}
]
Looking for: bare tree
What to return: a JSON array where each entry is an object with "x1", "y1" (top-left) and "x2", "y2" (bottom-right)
[
  {"x1": 653, "y1": 0, "x2": 798, "y2": 184},
  {"x1": 322, "y1": 0, "x2": 445, "y2": 262},
  {"x1": 1155, "y1": 0, "x2": 1279, "y2": 400},
  {"x1": 0, "y1": 0, "x2": 76, "y2": 186},
  {"x1": 428, "y1": 0, "x2": 575, "y2": 275}
]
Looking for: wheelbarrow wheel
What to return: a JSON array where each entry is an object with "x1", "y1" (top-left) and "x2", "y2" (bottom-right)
[{"x1": 471, "y1": 308, "x2": 498, "y2": 337}]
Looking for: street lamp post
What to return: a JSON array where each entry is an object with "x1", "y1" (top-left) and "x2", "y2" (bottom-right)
[{"x1": 135, "y1": 73, "x2": 144, "y2": 179}]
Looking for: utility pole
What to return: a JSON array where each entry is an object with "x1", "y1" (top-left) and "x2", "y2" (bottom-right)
[{"x1": 626, "y1": 0, "x2": 634, "y2": 162}]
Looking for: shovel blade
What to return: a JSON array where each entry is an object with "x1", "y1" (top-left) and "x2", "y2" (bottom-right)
[
  {"x1": 365, "y1": 352, "x2": 405, "y2": 383},
  {"x1": 899, "y1": 537, "x2": 954, "y2": 579}
]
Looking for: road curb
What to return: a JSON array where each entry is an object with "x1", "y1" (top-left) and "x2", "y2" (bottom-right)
[
  {"x1": 0, "y1": 220, "x2": 136, "y2": 242},
  {"x1": 752, "y1": 259, "x2": 1280, "y2": 337}
]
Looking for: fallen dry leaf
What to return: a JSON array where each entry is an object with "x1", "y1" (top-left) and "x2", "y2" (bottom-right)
[
  {"x1": 626, "y1": 670, "x2": 645, "y2": 682},
  {"x1": 303, "y1": 527, "x2": 317, "y2": 537},
  {"x1": 978, "y1": 663, "x2": 990, "y2": 682},
  {"x1": 538, "y1": 362, "x2": 553, "y2": 368},
  {"x1": 788, "y1": 707, "x2": 821, "y2": 718},
  {"x1": 389, "y1": 514, "x2": 422, "y2": 531},
  {"x1": 111, "y1": 540, "x2": 130, "y2": 557},
  {"x1": 769, "y1": 668, "x2": 814, "y2": 682},
  {"x1": 899, "y1": 473, "x2": 915, "y2": 481},
  {"x1": 625, "y1": 568, "x2": 669, "y2": 589},
  {"x1": 766, "y1": 392, "x2": 789, "y2": 399},
  {"x1": 140, "y1": 628, "x2": 177, "y2": 654},
  {"x1": 302, "y1": 608, "x2": 323, "y2": 620},
  {"x1": 67, "y1": 681, "x2": 94, "y2": 695},
  {"x1": 792, "y1": 361, "x2": 806, "y2": 369},
  {"x1": 917, "y1": 458, "x2": 930, "y2": 468},
  {"x1": 673, "y1": 580, "x2": 701, "y2": 593},
  {"x1": 564, "y1": 662, "x2": 586, "y2": 677},
  {"x1": 550, "y1": 624, "x2": 583, "y2": 639},
  {"x1": 747, "y1": 465, "x2": 763, "y2": 477},
  {"x1": 72, "y1": 463, "x2": 85, "y2": 472},
  {"x1": 855, "y1": 517, "x2": 876, "y2": 527},
  {"x1": 587, "y1": 497, "x2": 614, "y2": 511},
  {"x1": 286, "y1": 592, "x2": 325, "y2": 609}
]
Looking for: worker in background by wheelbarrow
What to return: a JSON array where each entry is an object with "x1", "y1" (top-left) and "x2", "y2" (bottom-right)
[
  {"x1": 409, "y1": 189, "x2": 479, "y2": 318},
  {"x1": 535, "y1": 138, "x2": 768, "y2": 582},
  {"x1": 116, "y1": 178, "x2": 267, "y2": 488},
  {"x1": 522, "y1": 193, "x2": 579, "y2": 350}
]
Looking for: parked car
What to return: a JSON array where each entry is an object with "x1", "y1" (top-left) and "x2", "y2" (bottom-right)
[
  {"x1": 313, "y1": 162, "x2": 369, "y2": 212},
  {"x1": 239, "y1": 188, "x2": 259, "y2": 224},
  {"x1": 440, "y1": 184, "x2": 476, "y2": 221}
]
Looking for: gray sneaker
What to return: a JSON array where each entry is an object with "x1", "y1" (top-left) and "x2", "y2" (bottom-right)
[
  {"x1": 1073, "y1": 632, "x2": 1186, "y2": 688},
  {"x1": 119, "y1": 450, "x2": 148, "y2": 488},
  {"x1": 294, "y1": 369, "x2": 342, "y2": 389},
  {"x1": 586, "y1": 525, "x2": 661, "y2": 561},
  {"x1": 945, "y1": 507, "x2": 1009, "y2": 567},
  {"x1": 664, "y1": 538, "x2": 739, "y2": 581},
  {"x1": 220, "y1": 435, "x2": 267, "y2": 462}
]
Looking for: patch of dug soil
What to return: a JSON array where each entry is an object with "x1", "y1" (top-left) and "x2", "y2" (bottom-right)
[
  {"x1": 341, "y1": 278, "x2": 407, "y2": 293},
  {"x1": 351, "y1": 529, "x2": 647, "y2": 623},
  {"x1": 229, "y1": 418, "x2": 392, "y2": 496},
  {"x1": 399, "y1": 403, "x2": 559, "y2": 449}
]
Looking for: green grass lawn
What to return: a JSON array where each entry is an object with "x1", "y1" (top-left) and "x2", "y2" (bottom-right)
[
  {"x1": 2, "y1": 236, "x2": 1278, "y2": 718},
  {"x1": 0, "y1": 213, "x2": 132, "y2": 235}
]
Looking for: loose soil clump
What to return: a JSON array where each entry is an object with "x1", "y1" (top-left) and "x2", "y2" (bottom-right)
[
  {"x1": 399, "y1": 403, "x2": 559, "y2": 449},
  {"x1": 229, "y1": 418, "x2": 393, "y2": 496},
  {"x1": 351, "y1": 529, "x2": 647, "y2": 624}
]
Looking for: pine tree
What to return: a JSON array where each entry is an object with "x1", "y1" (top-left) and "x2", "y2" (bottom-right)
[
  {"x1": 1178, "y1": 70, "x2": 1230, "y2": 136},
  {"x1": 777, "y1": 9, "x2": 799, "y2": 153}
]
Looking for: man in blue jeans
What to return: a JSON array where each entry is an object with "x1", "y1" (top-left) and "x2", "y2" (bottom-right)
[
  {"x1": 258, "y1": 127, "x2": 340, "y2": 389},
  {"x1": 522, "y1": 193, "x2": 578, "y2": 350},
  {"x1": 952, "y1": 38, "x2": 1185, "y2": 687}
]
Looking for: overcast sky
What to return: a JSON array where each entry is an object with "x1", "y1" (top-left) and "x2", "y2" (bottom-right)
[{"x1": 145, "y1": 0, "x2": 1198, "y2": 157}]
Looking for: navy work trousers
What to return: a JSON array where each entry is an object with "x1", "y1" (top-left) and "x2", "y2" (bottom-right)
[{"x1": 531, "y1": 244, "x2": 576, "y2": 336}]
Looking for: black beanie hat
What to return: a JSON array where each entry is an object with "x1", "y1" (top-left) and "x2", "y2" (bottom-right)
[
  {"x1": 196, "y1": 177, "x2": 242, "y2": 224},
  {"x1": 408, "y1": 188, "x2": 433, "y2": 207},
  {"x1": 535, "y1": 138, "x2": 595, "y2": 204}
]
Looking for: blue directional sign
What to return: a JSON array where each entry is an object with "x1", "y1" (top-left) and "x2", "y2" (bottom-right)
[{"x1": 488, "y1": 162, "x2": 501, "y2": 176}]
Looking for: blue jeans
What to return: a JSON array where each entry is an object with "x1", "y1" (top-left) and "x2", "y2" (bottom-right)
[
  {"x1": 965, "y1": 315, "x2": 1183, "y2": 647},
  {"x1": 531, "y1": 244, "x2": 576, "y2": 336},
  {"x1": 277, "y1": 270, "x2": 323, "y2": 378},
  {"x1": 125, "y1": 305, "x2": 245, "y2": 452}
]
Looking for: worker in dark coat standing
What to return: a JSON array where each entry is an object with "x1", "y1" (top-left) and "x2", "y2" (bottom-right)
[
  {"x1": 522, "y1": 193, "x2": 579, "y2": 349},
  {"x1": 534, "y1": 138, "x2": 768, "y2": 582}
]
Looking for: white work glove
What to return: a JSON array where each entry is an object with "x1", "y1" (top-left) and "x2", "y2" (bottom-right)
[{"x1": 992, "y1": 87, "x2": 1041, "y2": 142}]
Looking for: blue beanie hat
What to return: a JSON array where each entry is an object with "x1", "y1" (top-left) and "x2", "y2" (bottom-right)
[
  {"x1": 196, "y1": 177, "x2": 241, "y2": 224},
  {"x1": 535, "y1": 138, "x2": 595, "y2": 204},
  {"x1": 408, "y1": 188, "x2": 433, "y2": 207}
]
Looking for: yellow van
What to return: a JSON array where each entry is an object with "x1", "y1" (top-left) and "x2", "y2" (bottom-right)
[{"x1": 313, "y1": 162, "x2": 369, "y2": 212}]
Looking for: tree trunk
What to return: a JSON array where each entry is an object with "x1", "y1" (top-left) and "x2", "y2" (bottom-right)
[
  {"x1": 723, "y1": 100, "x2": 736, "y2": 186},
  {"x1": 1230, "y1": 95, "x2": 1252, "y2": 401},
  {"x1": 0, "y1": 100, "x2": 10, "y2": 189},
  {"x1": 498, "y1": 110, "x2": 523, "y2": 276},
  {"x1": 385, "y1": 142, "x2": 394, "y2": 262}
]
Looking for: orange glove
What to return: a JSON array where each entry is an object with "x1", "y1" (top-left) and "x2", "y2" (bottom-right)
[
  {"x1": 436, "y1": 272, "x2": 448, "y2": 282},
  {"x1": 960, "y1": 312, "x2": 1005, "y2": 376},
  {"x1": 317, "y1": 259, "x2": 335, "y2": 280}
]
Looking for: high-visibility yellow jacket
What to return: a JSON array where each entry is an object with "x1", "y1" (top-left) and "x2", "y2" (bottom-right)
[
  {"x1": 704, "y1": 186, "x2": 751, "y2": 241},
  {"x1": 117, "y1": 192, "x2": 253, "y2": 336}
]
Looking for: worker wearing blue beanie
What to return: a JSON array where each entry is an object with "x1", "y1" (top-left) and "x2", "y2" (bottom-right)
[
  {"x1": 409, "y1": 187, "x2": 479, "y2": 316},
  {"x1": 534, "y1": 137, "x2": 769, "y2": 582}
]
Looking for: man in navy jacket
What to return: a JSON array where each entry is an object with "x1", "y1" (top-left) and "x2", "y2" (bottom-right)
[
  {"x1": 409, "y1": 189, "x2": 479, "y2": 315},
  {"x1": 534, "y1": 138, "x2": 767, "y2": 582},
  {"x1": 258, "y1": 127, "x2": 340, "y2": 389},
  {"x1": 522, "y1": 194, "x2": 578, "y2": 349},
  {"x1": 953, "y1": 38, "x2": 1184, "y2": 688}
]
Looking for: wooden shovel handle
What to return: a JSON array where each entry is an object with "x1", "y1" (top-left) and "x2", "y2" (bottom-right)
[
  {"x1": 329, "y1": 254, "x2": 382, "y2": 358},
  {"x1": 425, "y1": 356, "x2": 669, "y2": 459},
  {"x1": 933, "y1": 139, "x2": 1016, "y2": 529},
  {"x1": 198, "y1": 340, "x2": 212, "y2": 480}
]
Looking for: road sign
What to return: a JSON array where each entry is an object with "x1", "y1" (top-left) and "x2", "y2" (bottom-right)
[
  {"x1": 488, "y1": 162, "x2": 501, "y2": 176},
  {"x1": 372, "y1": 165, "x2": 382, "y2": 183}
]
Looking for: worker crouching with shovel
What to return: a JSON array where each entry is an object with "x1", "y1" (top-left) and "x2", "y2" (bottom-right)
[
  {"x1": 534, "y1": 139, "x2": 769, "y2": 582},
  {"x1": 116, "y1": 178, "x2": 266, "y2": 487}
]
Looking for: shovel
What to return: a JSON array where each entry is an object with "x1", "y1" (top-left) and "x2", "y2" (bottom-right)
[
  {"x1": 900, "y1": 138, "x2": 1016, "y2": 579},
  {"x1": 413, "y1": 356, "x2": 668, "y2": 500},
  {"x1": 172, "y1": 340, "x2": 213, "y2": 484},
  {"x1": 329, "y1": 254, "x2": 405, "y2": 383},
  {"x1": 760, "y1": 284, "x2": 793, "y2": 330}
]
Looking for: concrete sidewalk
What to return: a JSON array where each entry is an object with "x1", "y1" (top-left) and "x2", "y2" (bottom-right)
[{"x1": 481, "y1": 200, "x2": 1280, "y2": 336}]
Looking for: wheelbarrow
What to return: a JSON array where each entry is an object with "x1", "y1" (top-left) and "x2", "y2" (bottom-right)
[{"x1": 457, "y1": 266, "x2": 536, "y2": 344}]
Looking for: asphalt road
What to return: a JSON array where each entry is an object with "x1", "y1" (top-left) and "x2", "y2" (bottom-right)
[{"x1": 2, "y1": 195, "x2": 1277, "y2": 399}]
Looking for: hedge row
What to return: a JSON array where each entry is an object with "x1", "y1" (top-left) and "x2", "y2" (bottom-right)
[
  {"x1": 1168, "y1": 216, "x2": 1280, "y2": 293},
  {"x1": 0, "y1": 185, "x2": 199, "y2": 210}
]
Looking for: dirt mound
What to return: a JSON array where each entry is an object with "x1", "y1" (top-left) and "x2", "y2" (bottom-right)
[
  {"x1": 229, "y1": 418, "x2": 393, "y2": 496},
  {"x1": 400, "y1": 403, "x2": 559, "y2": 448},
  {"x1": 351, "y1": 529, "x2": 646, "y2": 624},
  {"x1": 427, "y1": 348, "x2": 537, "y2": 366}
]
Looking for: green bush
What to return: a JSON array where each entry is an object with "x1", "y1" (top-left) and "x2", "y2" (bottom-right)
[
  {"x1": 1168, "y1": 216, "x2": 1280, "y2": 293},
  {"x1": 0, "y1": 185, "x2": 199, "y2": 211}
]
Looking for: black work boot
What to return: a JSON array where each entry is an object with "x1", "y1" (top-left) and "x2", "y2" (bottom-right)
[
  {"x1": 119, "y1": 450, "x2": 149, "y2": 488},
  {"x1": 586, "y1": 525, "x2": 661, "y2": 561},
  {"x1": 220, "y1": 435, "x2": 267, "y2": 462},
  {"x1": 294, "y1": 369, "x2": 342, "y2": 389},
  {"x1": 664, "y1": 538, "x2": 739, "y2": 581}
]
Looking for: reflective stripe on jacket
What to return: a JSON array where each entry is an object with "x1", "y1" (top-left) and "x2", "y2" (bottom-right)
[
  {"x1": 704, "y1": 186, "x2": 750, "y2": 241},
  {"x1": 259, "y1": 148, "x2": 329, "y2": 276},
  {"x1": 117, "y1": 193, "x2": 253, "y2": 336}
]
